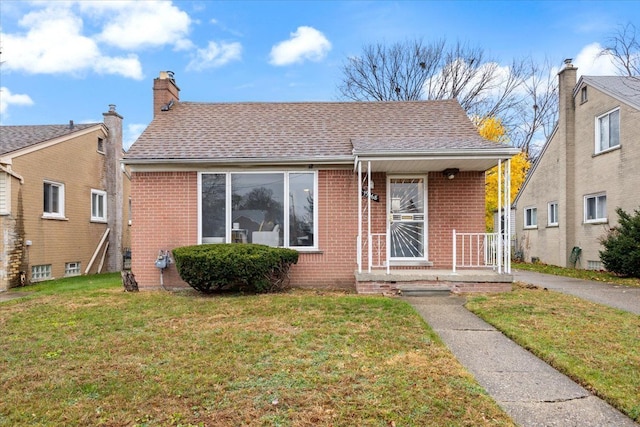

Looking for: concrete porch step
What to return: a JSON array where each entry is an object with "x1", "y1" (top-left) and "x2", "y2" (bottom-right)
[{"x1": 396, "y1": 285, "x2": 451, "y2": 297}]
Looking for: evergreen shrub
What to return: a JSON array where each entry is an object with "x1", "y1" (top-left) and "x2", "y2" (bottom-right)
[
  {"x1": 172, "y1": 244, "x2": 299, "y2": 293},
  {"x1": 599, "y1": 207, "x2": 640, "y2": 278}
]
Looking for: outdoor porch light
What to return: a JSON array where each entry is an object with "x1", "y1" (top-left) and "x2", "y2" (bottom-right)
[{"x1": 443, "y1": 168, "x2": 459, "y2": 180}]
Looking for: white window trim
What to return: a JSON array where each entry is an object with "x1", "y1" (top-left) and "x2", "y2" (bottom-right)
[
  {"x1": 595, "y1": 107, "x2": 620, "y2": 154},
  {"x1": 524, "y1": 206, "x2": 537, "y2": 229},
  {"x1": 198, "y1": 170, "x2": 319, "y2": 251},
  {"x1": 0, "y1": 172, "x2": 8, "y2": 215},
  {"x1": 91, "y1": 189, "x2": 108, "y2": 222},
  {"x1": 584, "y1": 193, "x2": 607, "y2": 224},
  {"x1": 43, "y1": 180, "x2": 65, "y2": 219},
  {"x1": 548, "y1": 202, "x2": 558, "y2": 227}
]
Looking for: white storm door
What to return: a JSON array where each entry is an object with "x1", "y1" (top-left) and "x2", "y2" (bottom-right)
[{"x1": 388, "y1": 177, "x2": 427, "y2": 260}]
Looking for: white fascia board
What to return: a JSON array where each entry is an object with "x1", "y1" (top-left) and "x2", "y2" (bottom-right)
[{"x1": 355, "y1": 149, "x2": 521, "y2": 162}]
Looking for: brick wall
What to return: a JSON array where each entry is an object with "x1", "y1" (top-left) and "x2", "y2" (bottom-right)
[
  {"x1": 428, "y1": 171, "x2": 486, "y2": 268},
  {"x1": 130, "y1": 171, "x2": 197, "y2": 289},
  {"x1": 131, "y1": 169, "x2": 486, "y2": 290}
]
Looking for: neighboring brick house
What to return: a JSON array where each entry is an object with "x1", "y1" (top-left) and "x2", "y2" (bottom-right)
[
  {"x1": 0, "y1": 105, "x2": 131, "y2": 290},
  {"x1": 124, "y1": 72, "x2": 519, "y2": 293},
  {"x1": 514, "y1": 60, "x2": 640, "y2": 269}
]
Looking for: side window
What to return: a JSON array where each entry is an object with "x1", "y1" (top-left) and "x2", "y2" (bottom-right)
[
  {"x1": 596, "y1": 109, "x2": 620, "y2": 153},
  {"x1": 524, "y1": 207, "x2": 537, "y2": 228},
  {"x1": 548, "y1": 202, "x2": 558, "y2": 226},
  {"x1": 43, "y1": 181, "x2": 65, "y2": 218},
  {"x1": 91, "y1": 189, "x2": 107, "y2": 222},
  {"x1": 584, "y1": 194, "x2": 606, "y2": 223}
]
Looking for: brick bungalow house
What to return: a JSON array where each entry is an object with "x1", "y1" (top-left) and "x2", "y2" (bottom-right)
[
  {"x1": 0, "y1": 105, "x2": 130, "y2": 290},
  {"x1": 514, "y1": 61, "x2": 640, "y2": 269},
  {"x1": 124, "y1": 72, "x2": 518, "y2": 293}
]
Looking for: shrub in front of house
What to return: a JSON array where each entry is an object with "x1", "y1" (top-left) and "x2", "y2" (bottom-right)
[
  {"x1": 599, "y1": 207, "x2": 640, "y2": 278},
  {"x1": 172, "y1": 244, "x2": 299, "y2": 293}
]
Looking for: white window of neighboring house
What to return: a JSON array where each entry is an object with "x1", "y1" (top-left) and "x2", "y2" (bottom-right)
[
  {"x1": 200, "y1": 171, "x2": 317, "y2": 250},
  {"x1": 91, "y1": 189, "x2": 107, "y2": 222},
  {"x1": 32, "y1": 264, "x2": 52, "y2": 281},
  {"x1": 548, "y1": 202, "x2": 558, "y2": 226},
  {"x1": 43, "y1": 180, "x2": 65, "y2": 218},
  {"x1": 581, "y1": 86, "x2": 588, "y2": 103},
  {"x1": 584, "y1": 193, "x2": 607, "y2": 223},
  {"x1": 524, "y1": 207, "x2": 537, "y2": 228},
  {"x1": 596, "y1": 108, "x2": 620, "y2": 153},
  {"x1": 65, "y1": 262, "x2": 81, "y2": 276}
]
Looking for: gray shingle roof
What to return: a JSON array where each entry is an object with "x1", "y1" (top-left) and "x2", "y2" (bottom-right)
[
  {"x1": 0, "y1": 124, "x2": 99, "y2": 156},
  {"x1": 580, "y1": 76, "x2": 640, "y2": 110},
  {"x1": 125, "y1": 99, "x2": 503, "y2": 163}
]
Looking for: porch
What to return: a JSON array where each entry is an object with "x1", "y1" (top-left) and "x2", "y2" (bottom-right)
[{"x1": 353, "y1": 152, "x2": 515, "y2": 295}]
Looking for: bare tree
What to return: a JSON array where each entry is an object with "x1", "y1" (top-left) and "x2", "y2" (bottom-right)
[
  {"x1": 600, "y1": 22, "x2": 640, "y2": 76},
  {"x1": 338, "y1": 39, "x2": 559, "y2": 156}
]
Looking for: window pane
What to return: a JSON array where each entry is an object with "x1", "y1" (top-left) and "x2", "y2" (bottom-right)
[
  {"x1": 44, "y1": 183, "x2": 50, "y2": 212},
  {"x1": 232, "y1": 173, "x2": 284, "y2": 246},
  {"x1": 98, "y1": 194, "x2": 104, "y2": 217},
  {"x1": 51, "y1": 185, "x2": 59, "y2": 213},
  {"x1": 587, "y1": 197, "x2": 596, "y2": 220},
  {"x1": 202, "y1": 174, "x2": 227, "y2": 241},
  {"x1": 597, "y1": 195, "x2": 606, "y2": 219},
  {"x1": 609, "y1": 110, "x2": 620, "y2": 148},
  {"x1": 599, "y1": 115, "x2": 609, "y2": 151},
  {"x1": 531, "y1": 208, "x2": 537, "y2": 225},
  {"x1": 289, "y1": 173, "x2": 314, "y2": 247}
]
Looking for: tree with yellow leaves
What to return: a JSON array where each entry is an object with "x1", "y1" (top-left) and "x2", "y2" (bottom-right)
[{"x1": 479, "y1": 117, "x2": 530, "y2": 231}]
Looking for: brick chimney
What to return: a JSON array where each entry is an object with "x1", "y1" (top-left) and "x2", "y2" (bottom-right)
[{"x1": 153, "y1": 71, "x2": 180, "y2": 117}]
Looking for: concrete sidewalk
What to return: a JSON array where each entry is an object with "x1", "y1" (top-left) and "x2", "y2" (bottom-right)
[
  {"x1": 514, "y1": 270, "x2": 640, "y2": 315},
  {"x1": 406, "y1": 295, "x2": 638, "y2": 427}
]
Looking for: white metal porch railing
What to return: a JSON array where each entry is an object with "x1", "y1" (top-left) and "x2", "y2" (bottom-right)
[
  {"x1": 358, "y1": 233, "x2": 387, "y2": 271},
  {"x1": 453, "y1": 230, "x2": 509, "y2": 273}
]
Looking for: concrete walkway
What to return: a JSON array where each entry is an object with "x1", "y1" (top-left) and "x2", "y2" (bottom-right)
[
  {"x1": 405, "y1": 270, "x2": 640, "y2": 426},
  {"x1": 0, "y1": 291, "x2": 31, "y2": 303},
  {"x1": 514, "y1": 270, "x2": 640, "y2": 315}
]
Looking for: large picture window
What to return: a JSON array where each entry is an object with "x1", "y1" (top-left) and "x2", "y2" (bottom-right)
[
  {"x1": 200, "y1": 171, "x2": 316, "y2": 249},
  {"x1": 596, "y1": 108, "x2": 620, "y2": 153}
]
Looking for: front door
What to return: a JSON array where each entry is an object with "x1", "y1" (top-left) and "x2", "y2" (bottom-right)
[{"x1": 388, "y1": 177, "x2": 426, "y2": 261}]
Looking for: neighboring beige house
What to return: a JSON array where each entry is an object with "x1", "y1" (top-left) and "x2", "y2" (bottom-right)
[
  {"x1": 0, "y1": 105, "x2": 131, "y2": 290},
  {"x1": 514, "y1": 61, "x2": 640, "y2": 269}
]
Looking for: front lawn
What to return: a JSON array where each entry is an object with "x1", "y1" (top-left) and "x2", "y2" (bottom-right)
[
  {"x1": 467, "y1": 284, "x2": 640, "y2": 421},
  {"x1": 1, "y1": 274, "x2": 513, "y2": 426}
]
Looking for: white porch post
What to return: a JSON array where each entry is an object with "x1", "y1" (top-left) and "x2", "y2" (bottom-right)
[
  {"x1": 357, "y1": 160, "x2": 362, "y2": 273},
  {"x1": 497, "y1": 160, "x2": 503, "y2": 274},
  {"x1": 452, "y1": 229, "x2": 457, "y2": 273},
  {"x1": 367, "y1": 161, "x2": 372, "y2": 273},
  {"x1": 505, "y1": 158, "x2": 512, "y2": 274}
]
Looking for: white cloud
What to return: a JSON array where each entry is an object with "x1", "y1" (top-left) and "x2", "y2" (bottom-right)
[
  {"x1": 186, "y1": 41, "x2": 242, "y2": 71},
  {"x1": 574, "y1": 43, "x2": 618, "y2": 76},
  {"x1": 269, "y1": 26, "x2": 331, "y2": 66},
  {"x1": 1, "y1": 5, "x2": 143, "y2": 79},
  {"x1": 124, "y1": 123, "x2": 148, "y2": 150},
  {"x1": 82, "y1": 1, "x2": 192, "y2": 51},
  {"x1": 0, "y1": 87, "x2": 34, "y2": 117}
]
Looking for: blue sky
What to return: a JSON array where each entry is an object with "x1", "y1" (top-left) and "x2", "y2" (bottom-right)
[{"x1": 1, "y1": 1, "x2": 639, "y2": 149}]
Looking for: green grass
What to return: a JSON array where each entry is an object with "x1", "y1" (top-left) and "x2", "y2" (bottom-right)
[
  {"x1": 467, "y1": 284, "x2": 640, "y2": 421},
  {"x1": 1, "y1": 274, "x2": 513, "y2": 426},
  {"x1": 513, "y1": 261, "x2": 640, "y2": 288}
]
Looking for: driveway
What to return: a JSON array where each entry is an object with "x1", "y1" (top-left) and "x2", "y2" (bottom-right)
[{"x1": 513, "y1": 270, "x2": 640, "y2": 315}]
